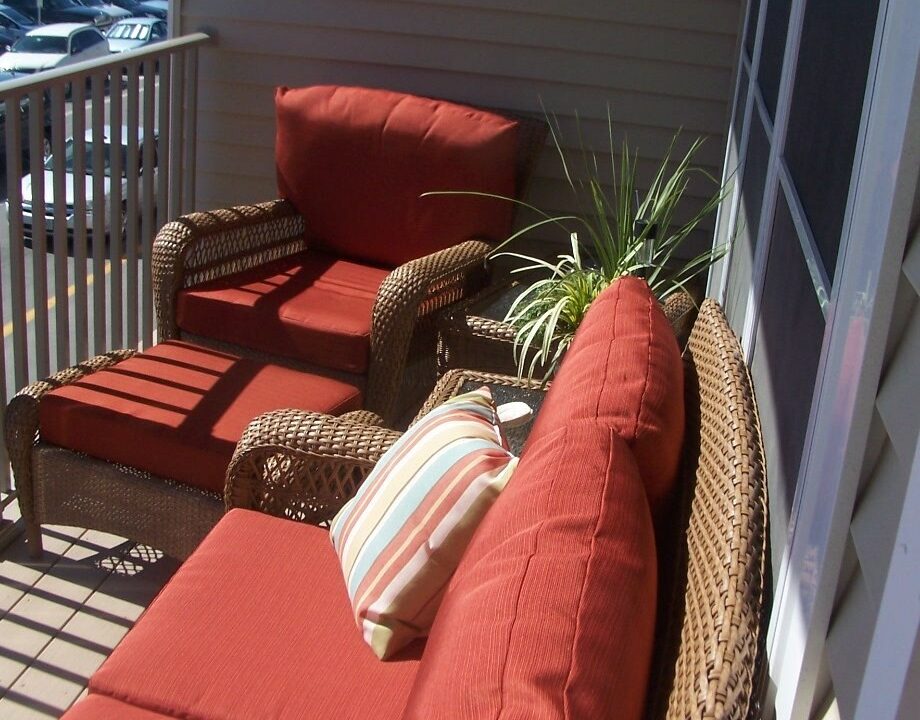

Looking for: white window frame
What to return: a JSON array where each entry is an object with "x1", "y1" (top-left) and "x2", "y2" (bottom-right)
[
  {"x1": 757, "y1": 0, "x2": 920, "y2": 716},
  {"x1": 710, "y1": 0, "x2": 920, "y2": 715}
]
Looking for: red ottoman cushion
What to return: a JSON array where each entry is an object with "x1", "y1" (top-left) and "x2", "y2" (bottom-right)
[
  {"x1": 275, "y1": 85, "x2": 518, "y2": 268},
  {"x1": 403, "y1": 424, "x2": 658, "y2": 720},
  {"x1": 177, "y1": 249, "x2": 389, "y2": 374},
  {"x1": 62, "y1": 694, "x2": 174, "y2": 719},
  {"x1": 528, "y1": 276, "x2": 685, "y2": 520},
  {"x1": 39, "y1": 341, "x2": 362, "y2": 493},
  {"x1": 89, "y1": 510, "x2": 421, "y2": 720}
]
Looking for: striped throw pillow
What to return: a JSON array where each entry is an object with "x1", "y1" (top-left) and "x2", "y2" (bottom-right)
[{"x1": 330, "y1": 386, "x2": 518, "y2": 659}]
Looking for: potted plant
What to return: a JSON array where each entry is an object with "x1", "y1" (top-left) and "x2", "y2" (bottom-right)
[{"x1": 429, "y1": 109, "x2": 730, "y2": 379}]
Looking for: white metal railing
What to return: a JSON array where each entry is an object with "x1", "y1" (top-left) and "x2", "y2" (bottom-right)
[{"x1": 0, "y1": 32, "x2": 208, "y2": 499}]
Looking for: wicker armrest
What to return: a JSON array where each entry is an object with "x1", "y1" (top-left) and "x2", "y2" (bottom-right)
[
  {"x1": 5, "y1": 350, "x2": 138, "y2": 523},
  {"x1": 365, "y1": 238, "x2": 493, "y2": 421},
  {"x1": 225, "y1": 408, "x2": 402, "y2": 526},
  {"x1": 153, "y1": 199, "x2": 307, "y2": 339}
]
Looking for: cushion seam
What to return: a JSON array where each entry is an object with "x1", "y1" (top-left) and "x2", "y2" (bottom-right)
[
  {"x1": 85, "y1": 685, "x2": 197, "y2": 719},
  {"x1": 560, "y1": 427, "x2": 614, "y2": 718},
  {"x1": 594, "y1": 286, "x2": 621, "y2": 421},
  {"x1": 495, "y1": 428, "x2": 566, "y2": 720},
  {"x1": 634, "y1": 291, "x2": 654, "y2": 443}
]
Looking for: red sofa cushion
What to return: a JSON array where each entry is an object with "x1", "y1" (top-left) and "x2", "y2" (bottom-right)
[
  {"x1": 89, "y1": 509, "x2": 421, "y2": 720},
  {"x1": 403, "y1": 424, "x2": 658, "y2": 720},
  {"x1": 177, "y1": 249, "x2": 389, "y2": 374},
  {"x1": 527, "y1": 276, "x2": 685, "y2": 521},
  {"x1": 39, "y1": 341, "x2": 362, "y2": 494},
  {"x1": 275, "y1": 85, "x2": 518, "y2": 268},
  {"x1": 62, "y1": 694, "x2": 174, "y2": 719}
]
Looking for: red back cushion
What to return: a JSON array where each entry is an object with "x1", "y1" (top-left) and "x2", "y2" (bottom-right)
[
  {"x1": 403, "y1": 424, "x2": 657, "y2": 720},
  {"x1": 275, "y1": 85, "x2": 519, "y2": 268},
  {"x1": 527, "y1": 276, "x2": 685, "y2": 521}
]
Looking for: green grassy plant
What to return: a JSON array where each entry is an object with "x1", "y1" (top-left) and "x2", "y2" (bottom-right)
[{"x1": 427, "y1": 107, "x2": 730, "y2": 379}]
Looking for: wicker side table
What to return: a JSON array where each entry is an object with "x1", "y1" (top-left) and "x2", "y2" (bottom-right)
[
  {"x1": 437, "y1": 282, "x2": 560, "y2": 378},
  {"x1": 437, "y1": 282, "x2": 698, "y2": 378}
]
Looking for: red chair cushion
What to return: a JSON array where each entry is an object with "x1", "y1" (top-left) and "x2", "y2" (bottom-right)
[
  {"x1": 177, "y1": 249, "x2": 389, "y2": 374},
  {"x1": 403, "y1": 424, "x2": 658, "y2": 720},
  {"x1": 62, "y1": 695, "x2": 174, "y2": 720},
  {"x1": 527, "y1": 276, "x2": 685, "y2": 522},
  {"x1": 275, "y1": 85, "x2": 518, "y2": 268},
  {"x1": 89, "y1": 509, "x2": 421, "y2": 720},
  {"x1": 39, "y1": 341, "x2": 362, "y2": 494}
]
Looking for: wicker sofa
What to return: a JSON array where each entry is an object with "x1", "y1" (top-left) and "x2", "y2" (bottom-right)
[{"x1": 60, "y1": 279, "x2": 769, "y2": 720}]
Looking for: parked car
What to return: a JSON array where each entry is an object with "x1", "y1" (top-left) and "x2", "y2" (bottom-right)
[
  {"x1": 16, "y1": 126, "x2": 157, "y2": 240},
  {"x1": 108, "y1": 0, "x2": 159, "y2": 17},
  {"x1": 0, "y1": 23, "x2": 109, "y2": 74},
  {"x1": 0, "y1": 4, "x2": 37, "y2": 51},
  {"x1": 0, "y1": 70, "x2": 51, "y2": 171},
  {"x1": 73, "y1": 0, "x2": 131, "y2": 21},
  {"x1": 135, "y1": 0, "x2": 166, "y2": 20},
  {"x1": 2, "y1": 0, "x2": 113, "y2": 28},
  {"x1": 105, "y1": 17, "x2": 166, "y2": 53}
]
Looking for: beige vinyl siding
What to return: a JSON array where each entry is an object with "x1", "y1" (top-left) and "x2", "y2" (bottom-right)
[
  {"x1": 813, "y1": 202, "x2": 920, "y2": 719},
  {"x1": 179, "y1": 0, "x2": 743, "y2": 250}
]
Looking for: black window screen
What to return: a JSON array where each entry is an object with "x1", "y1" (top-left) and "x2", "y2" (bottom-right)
[
  {"x1": 757, "y1": 0, "x2": 791, "y2": 122},
  {"x1": 784, "y1": 0, "x2": 880, "y2": 285}
]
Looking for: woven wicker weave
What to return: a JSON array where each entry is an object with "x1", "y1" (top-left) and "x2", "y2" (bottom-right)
[
  {"x1": 653, "y1": 298, "x2": 768, "y2": 720},
  {"x1": 227, "y1": 298, "x2": 767, "y2": 719},
  {"x1": 226, "y1": 409, "x2": 402, "y2": 525},
  {"x1": 152, "y1": 109, "x2": 548, "y2": 426}
]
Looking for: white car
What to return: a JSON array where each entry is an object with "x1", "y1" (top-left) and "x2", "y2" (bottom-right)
[
  {"x1": 106, "y1": 17, "x2": 167, "y2": 53},
  {"x1": 0, "y1": 23, "x2": 108, "y2": 74},
  {"x1": 17, "y1": 126, "x2": 157, "y2": 240}
]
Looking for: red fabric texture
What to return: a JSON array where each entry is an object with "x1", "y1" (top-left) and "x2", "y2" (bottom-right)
[
  {"x1": 527, "y1": 276, "x2": 685, "y2": 521},
  {"x1": 403, "y1": 424, "x2": 658, "y2": 720},
  {"x1": 89, "y1": 509, "x2": 421, "y2": 720},
  {"x1": 275, "y1": 85, "x2": 518, "y2": 268},
  {"x1": 176, "y1": 249, "x2": 389, "y2": 374},
  {"x1": 61, "y1": 694, "x2": 175, "y2": 720},
  {"x1": 39, "y1": 341, "x2": 362, "y2": 493}
]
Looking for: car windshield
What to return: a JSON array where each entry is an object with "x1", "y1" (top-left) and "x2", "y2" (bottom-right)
[
  {"x1": 81, "y1": 0, "x2": 106, "y2": 6},
  {"x1": 0, "y1": 8, "x2": 34, "y2": 25},
  {"x1": 12, "y1": 36, "x2": 68, "y2": 54},
  {"x1": 108, "y1": 23, "x2": 149, "y2": 40},
  {"x1": 44, "y1": 139, "x2": 129, "y2": 178}
]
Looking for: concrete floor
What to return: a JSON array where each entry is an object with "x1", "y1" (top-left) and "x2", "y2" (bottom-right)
[{"x1": 0, "y1": 500, "x2": 178, "y2": 719}]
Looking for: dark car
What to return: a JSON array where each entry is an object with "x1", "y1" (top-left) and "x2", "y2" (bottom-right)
[
  {"x1": 108, "y1": 0, "x2": 158, "y2": 16},
  {"x1": 2, "y1": 0, "x2": 112, "y2": 29},
  {"x1": 136, "y1": 0, "x2": 166, "y2": 20},
  {"x1": 0, "y1": 70, "x2": 52, "y2": 172},
  {"x1": 0, "y1": 4, "x2": 36, "y2": 51}
]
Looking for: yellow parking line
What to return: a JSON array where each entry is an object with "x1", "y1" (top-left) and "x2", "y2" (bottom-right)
[{"x1": 3, "y1": 261, "x2": 112, "y2": 339}]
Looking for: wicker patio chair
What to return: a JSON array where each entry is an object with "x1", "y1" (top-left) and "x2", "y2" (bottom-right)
[
  {"x1": 152, "y1": 96, "x2": 548, "y2": 427},
  {"x1": 226, "y1": 298, "x2": 769, "y2": 720}
]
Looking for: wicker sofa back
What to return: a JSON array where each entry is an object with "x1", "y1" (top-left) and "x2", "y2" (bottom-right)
[{"x1": 228, "y1": 289, "x2": 770, "y2": 719}]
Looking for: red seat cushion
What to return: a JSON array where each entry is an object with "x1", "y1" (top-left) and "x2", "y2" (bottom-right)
[
  {"x1": 403, "y1": 424, "x2": 658, "y2": 720},
  {"x1": 62, "y1": 694, "x2": 174, "y2": 720},
  {"x1": 177, "y1": 249, "x2": 390, "y2": 374},
  {"x1": 39, "y1": 341, "x2": 362, "y2": 493},
  {"x1": 89, "y1": 509, "x2": 422, "y2": 720},
  {"x1": 527, "y1": 276, "x2": 685, "y2": 522},
  {"x1": 275, "y1": 85, "x2": 518, "y2": 268}
]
